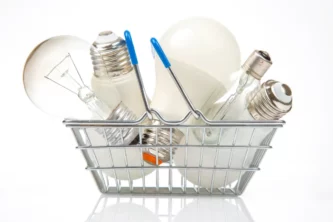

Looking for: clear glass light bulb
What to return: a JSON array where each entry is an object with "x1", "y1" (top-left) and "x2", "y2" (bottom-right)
[
  {"x1": 194, "y1": 50, "x2": 273, "y2": 143},
  {"x1": 210, "y1": 50, "x2": 272, "y2": 121},
  {"x1": 23, "y1": 35, "x2": 105, "y2": 119},
  {"x1": 23, "y1": 35, "x2": 146, "y2": 180},
  {"x1": 142, "y1": 17, "x2": 241, "y2": 165}
]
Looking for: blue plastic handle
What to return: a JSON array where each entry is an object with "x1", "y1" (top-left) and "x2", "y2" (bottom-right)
[
  {"x1": 124, "y1": 30, "x2": 138, "y2": 65},
  {"x1": 150, "y1": 38, "x2": 171, "y2": 68}
]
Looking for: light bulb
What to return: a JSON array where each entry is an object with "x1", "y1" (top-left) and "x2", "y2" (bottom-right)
[
  {"x1": 194, "y1": 50, "x2": 273, "y2": 143},
  {"x1": 174, "y1": 80, "x2": 293, "y2": 189},
  {"x1": 23, "y1": 35, "x2": 99, "y2": 118},
  {"x1": 142, "y1": 18, "x2": 241, "y2": 165},
  {"x1": 89, "y1": 31, "x2": 156, "y2": 180},
  {"x1": 23, "y1": 35, "x2": 147, "y2": 180},
  {"x1": 90, "y1": 31, "x2": 147, "y2": 117}
]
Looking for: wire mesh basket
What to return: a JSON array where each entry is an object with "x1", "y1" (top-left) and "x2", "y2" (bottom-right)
[
  {"x1": 63, "y1": 33, "x2": 285, "y2": 196},
  {"x1": 64, "y1": 114, "x2": 284, "y2": 195}
]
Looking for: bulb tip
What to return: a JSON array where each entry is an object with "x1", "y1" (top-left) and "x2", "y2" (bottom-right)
[
  {"x1": 95, "y1": 31, "x2": 119, "y2": 44},
  {"x1": 272, "y1": 82, "x2": 292, "y2": 103}
]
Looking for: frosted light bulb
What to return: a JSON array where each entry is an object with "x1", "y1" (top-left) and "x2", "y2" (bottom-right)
[
  {"x1": 91, "y1": 31, "x2": 147, "y2": 117},
  {"x1": 174, "y1": 80, "x2": 293, "y2": 189},
  {"x1": 141, "y1": 18, "x2": 241, "y2": 165},
  {"x1": 89, "y1": 31, "x2": 156, "y2": 180},
  {"x1": 157, "y1": 17, "x2": 241, "y2": 90}
]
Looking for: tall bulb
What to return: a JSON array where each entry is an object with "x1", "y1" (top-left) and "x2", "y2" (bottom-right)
[
  {"x1": 89, "y1": 31, "x2": 155, "y2": 180},
  {"x1": 23, "y1": 36, "x2": 137, "y2": 143},
  {"x1": 142, "y1": 18, "x2": 241, "y2": 165}
]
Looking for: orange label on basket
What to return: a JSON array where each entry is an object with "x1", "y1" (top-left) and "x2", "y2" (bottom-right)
[{"x1": 142, "y1": 152, "x2": 163, "y2": 165}]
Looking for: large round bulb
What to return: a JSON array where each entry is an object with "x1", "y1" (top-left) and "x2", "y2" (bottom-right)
[
  {"x1": 23, "y1": 35, "x2": 153, "y2": 180},
  {"x1": 156, "y1": 18, "x2": 242, "y2": 185},
  {"x1": 23, "y1": 35, "x2": 120, "y2": 119}
]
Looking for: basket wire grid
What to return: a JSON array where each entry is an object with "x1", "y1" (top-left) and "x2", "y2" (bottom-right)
[
  {"x1": 64, "y1": 114, "x2": 283, "y2": 195},
  {"x1": 63, "y1": 33, "x2": 285, "y2": 195}
]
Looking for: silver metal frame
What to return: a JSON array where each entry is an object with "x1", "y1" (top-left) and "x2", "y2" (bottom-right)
[
  {"x1": 63, "y1": 54, "x2": 284, "y2": 195},
  {"x1": 64, "y1": 115, "x2": 283, "y2": 195}
]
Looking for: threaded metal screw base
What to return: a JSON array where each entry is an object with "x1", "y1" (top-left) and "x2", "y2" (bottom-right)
[
  {"x1": 90, "y1": 31, "x2": 133, "y2": 78},
  {"x1": 141, "y1": 120, "x2": 184, "y2": 165}
]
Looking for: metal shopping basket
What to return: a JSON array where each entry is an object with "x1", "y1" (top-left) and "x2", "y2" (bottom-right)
[
  {"x1": 64, "y1": 113, "x2": 283, "y2": 196},
  {"x1": 63, "y1": 33, "x2": 285, "y2": 196}
]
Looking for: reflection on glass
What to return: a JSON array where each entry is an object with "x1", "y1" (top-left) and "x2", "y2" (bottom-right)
[{"x1": 86, "y1": 195, "x2": 254, "y2": 222}]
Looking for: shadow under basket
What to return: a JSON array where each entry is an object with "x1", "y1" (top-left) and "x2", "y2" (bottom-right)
[{"x1": 64, "y1": 117, "x2": 284, "y2": 196}]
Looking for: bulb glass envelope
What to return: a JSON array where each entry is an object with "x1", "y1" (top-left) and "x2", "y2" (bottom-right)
[{"x1": 23, "y1": 35, "x2": 113, "y2": 119}]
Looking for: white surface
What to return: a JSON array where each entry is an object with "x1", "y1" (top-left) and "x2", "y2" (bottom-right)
[{"x1": 1, "y1": 0, "x2": 333, "y2": 221}]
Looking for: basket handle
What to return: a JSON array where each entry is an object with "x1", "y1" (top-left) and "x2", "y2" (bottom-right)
[
  {"x1": 150, "y1": 38, "x2": 200, "y2": 119},
  {"x1": 124, "y1": 30, "x2": 153, "y2": 120}
]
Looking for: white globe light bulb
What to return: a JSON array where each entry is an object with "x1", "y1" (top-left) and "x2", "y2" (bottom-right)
[
  {"x1": 153, "y1": 18, "x2": 241, "y2": 186},
  {"x1": 143, "y1": 18, "x2": 241, "y2": 165}
]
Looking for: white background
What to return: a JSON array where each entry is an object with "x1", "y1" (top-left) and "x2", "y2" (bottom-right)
[{"x1": 1, "y1": 0, "x2": 333, "y2": 221}]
